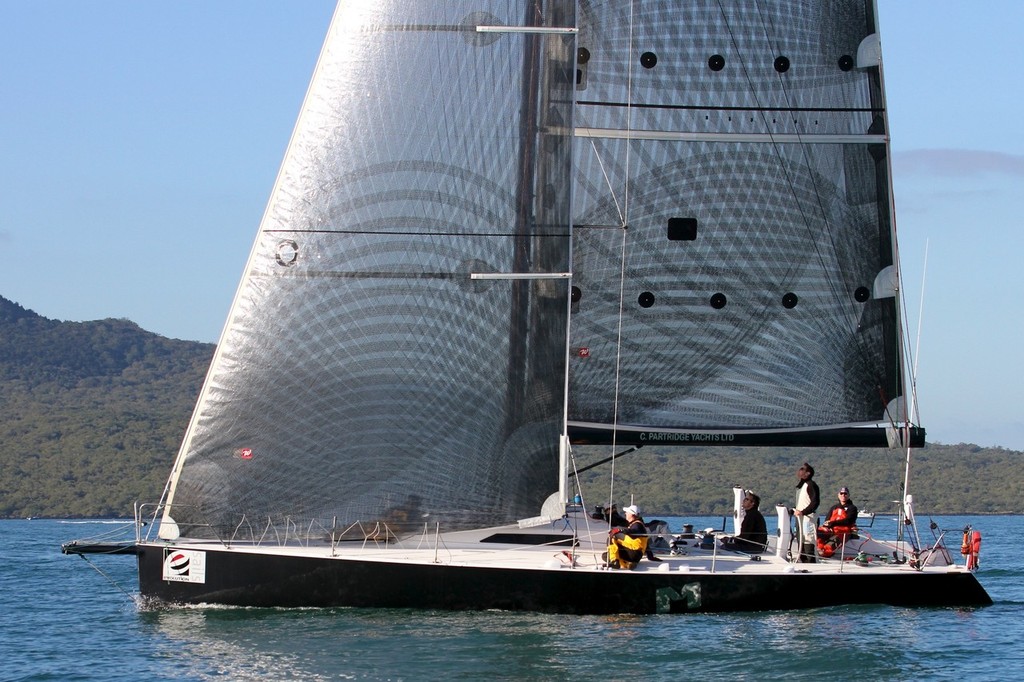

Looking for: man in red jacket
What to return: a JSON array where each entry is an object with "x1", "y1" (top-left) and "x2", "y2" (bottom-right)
[{"x1": 817, "y1": 486, "x2": 859, "y2": 558}]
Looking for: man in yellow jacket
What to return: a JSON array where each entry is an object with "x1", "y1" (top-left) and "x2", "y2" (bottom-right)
[{"x1": 606, "y1": 505, "x2": 648, "y2": 569}]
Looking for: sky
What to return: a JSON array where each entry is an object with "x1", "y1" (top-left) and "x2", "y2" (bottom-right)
[{"x1": 1, "y1": 2, "x2": 1021, "y2": 450}]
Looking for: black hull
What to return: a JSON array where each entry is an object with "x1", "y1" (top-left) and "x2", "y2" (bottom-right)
[{"x1": 137, "y1": 545, "x2": 991, "y2": 614}]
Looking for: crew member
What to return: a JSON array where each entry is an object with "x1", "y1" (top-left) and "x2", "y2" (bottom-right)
[
  {"x1": 606, "y1": 505, "x2": 648, "y2": 569},
  {"x1": 793, "y1": 463, "x2": 820, "y2": 563},
  {"x1": 817, "y1": 487, "x2": 859, "y2": 558},
  {"x1": 724, "y1": 491, "x2": 768, "y2": 554}
]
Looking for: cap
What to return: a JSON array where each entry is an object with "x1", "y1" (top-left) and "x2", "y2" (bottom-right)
[
  {"x1": 839, "y1": 487, "x2": 850, "y2": 494},
  {"x1": 622, "y1": 505, "x2": 640, "y2": 517}
]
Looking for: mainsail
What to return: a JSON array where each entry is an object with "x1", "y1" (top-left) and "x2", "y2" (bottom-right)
[
  {"x1": 161, "y1": 3, "x2": 577, "y2": 541},
  {"x1": 566, "y1": 0, "x2": 917, "y2": 447}
]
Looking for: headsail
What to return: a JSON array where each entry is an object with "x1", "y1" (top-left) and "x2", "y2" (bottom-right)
[
  {"x1": 566, "y1": 0, "x2": 920, "y2": 447},
  {"x1": 160, "y1": 3, "x2": 577, "y2": 541}
]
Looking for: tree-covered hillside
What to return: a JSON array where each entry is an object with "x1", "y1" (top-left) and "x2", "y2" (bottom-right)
[
  {"x1": 0, "y1": 295, "x2": 1020, "y2": 519},
  {"x1": 0, "y1": 296, "x2": 213, "y2": 517},
  {"x1": 573, "y1": 442, "x2": 1023, "y2": 517}
]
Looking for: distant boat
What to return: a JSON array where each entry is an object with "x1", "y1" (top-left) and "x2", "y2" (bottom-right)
[{"x1": 65, "y1": 0, "x2": 989, "y2": 613}]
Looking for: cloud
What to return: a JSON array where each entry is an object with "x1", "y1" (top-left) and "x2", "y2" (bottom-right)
[{"x1": 893, "y1": 149, "x2": 1024, "y2": 178}]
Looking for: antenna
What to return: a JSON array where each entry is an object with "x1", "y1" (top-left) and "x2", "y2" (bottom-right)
[{"x1": 911, "y1": 238, "x2": 929, "y2": 424}]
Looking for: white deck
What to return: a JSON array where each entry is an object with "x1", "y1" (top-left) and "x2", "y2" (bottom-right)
[{"x1": 147, "y1": 518, "x2": 970, "y2": 578}]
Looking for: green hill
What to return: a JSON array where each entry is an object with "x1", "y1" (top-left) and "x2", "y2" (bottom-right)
[
  {"x1": 572, "y1": 442, "x2": 1023, "y2": 517},
  {"x1": 0, "y1": 296, "x2": 212, "y2": 518},
  {"x1": 0, "y1": 295, "x2": 1020, "y2": 518}
]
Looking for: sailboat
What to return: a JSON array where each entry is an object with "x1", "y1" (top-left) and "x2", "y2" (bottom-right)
[{"x1": 64, "y1": 0, "x2": 990, "y2": 613}]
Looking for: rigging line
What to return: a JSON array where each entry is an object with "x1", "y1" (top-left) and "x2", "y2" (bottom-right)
[
  {"x1": 894, "y1": 255, "x2": 919, "y2": 425},
  {"x1": 880, "y1": 65, "x2": 920, "y2": 430},
  {"x1": 571, "y1": 445, "x2": 643, "y2": 476},
  {"x1": 875, "y1": 16, "x2": 919, "y2": 440},
  {"x1": 576, "y1": 3, "x2": 631, "y2": 235},
  {"x1": 567, "y1": 446, "x2": 604, "y2": 563},
  {"x1": 749, "y1": 2, "x2": 903, "y2": 412},
  {"x1": 587, "y1": 137, "x2": 626, "y2": 226},
  {"x1": 891, "y1": 240, "x2": 921, "y2": 428},
  {"x1": 719, "y1": 0, "x2": 859, "y2": 326},
  {"x1": 607, "y1": 207, "x2": 629, "y2": 514},
  {"x1": 770, "y1": 7, "x2": 872, "y2": 333},
  {"x1": 891, "y1": 243, "x2": 928, "y2": 509},
  {"x1": 75, "y1": 554, "x2": 139, "y2": 605},
  {"x1": 606, "y1": 0, "x2": 638, "y2": 516},
  {"x1": 713, "y1": 2, "x2": 832, "y2": 331},
  {"x1": 751, "y1": 0, "x2": 856, "y2": 309},
  {"x1": 909, "y1": 239, "x2": 929, "y2": 425},
  {"x1": 877, "y1": 379, "x2": 914, "y2": 518},
  {"x1": 623, "y1": 0, "x2": 634, "y2": 227}
]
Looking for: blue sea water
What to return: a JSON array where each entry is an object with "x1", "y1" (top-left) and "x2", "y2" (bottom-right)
[{"x1": 2, "y1": 516, "x2": 1021, "y2": 681}]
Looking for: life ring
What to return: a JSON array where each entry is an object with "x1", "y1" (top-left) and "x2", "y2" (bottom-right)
[{"x1": 967, "y1": 530, "x2": 981, "y2": 570}]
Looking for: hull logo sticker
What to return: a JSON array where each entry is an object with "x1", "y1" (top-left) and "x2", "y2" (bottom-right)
[{"x1": 162, "y1": 549, "x2": 207, "y2": 584}]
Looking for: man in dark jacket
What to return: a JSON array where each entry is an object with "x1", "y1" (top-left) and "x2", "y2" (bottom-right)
[
  {"x1": 724, "y1": 491, "x2": 768, "y2": 554},
  {"x1": 793, "y1": 462, "x2": 820, "y2": 562}
]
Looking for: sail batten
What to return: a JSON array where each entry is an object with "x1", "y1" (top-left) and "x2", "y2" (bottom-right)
[
  {"x1": 576, "y1": 128, "x2": 887, "y2": 144},
  {"x1": 476, "y1": 25, "x2": 578, "y2": 34}
]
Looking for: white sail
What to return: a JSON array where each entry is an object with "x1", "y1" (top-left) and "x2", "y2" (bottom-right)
[
  {"x1": 566, "y1": 0, "x2": 915, "y2": 447},
  {"x1": 161, "y1": 3, "x2": 577, "y2": 540}
]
